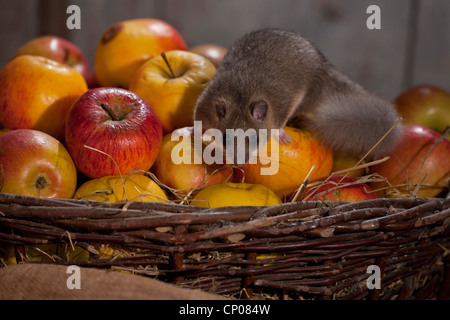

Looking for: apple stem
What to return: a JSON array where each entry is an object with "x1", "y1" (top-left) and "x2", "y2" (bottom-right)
[
  {"x1": 35, "y1": 176, "x2": 47, "y2": 190},
  {"x1": 100, "y1": 103, "x2": 120, "y2": 121},
  {"x1": 161, "y1": 52, "x2": 176, "y2": 78}
]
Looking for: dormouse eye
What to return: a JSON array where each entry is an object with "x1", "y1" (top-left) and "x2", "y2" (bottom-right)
[
  {"x1": 251, "y1": 100, "x2": 268, "y2": 122},
  {"x1": 215, "y1": 100, "x2": 226, "y2": 120}
]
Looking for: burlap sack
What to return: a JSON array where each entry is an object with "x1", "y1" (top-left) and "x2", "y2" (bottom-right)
[{"x1": 0, "y1": 263, "x2": 227, "y2": 300}]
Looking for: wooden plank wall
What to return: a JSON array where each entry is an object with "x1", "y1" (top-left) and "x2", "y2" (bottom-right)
[{"x1": 0, "y1": 0, "x2": 448, "y2": 100}]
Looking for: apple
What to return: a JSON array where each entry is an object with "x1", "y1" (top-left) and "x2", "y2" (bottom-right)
[
  {"x1": 369, "y1": 124, "x2": 450, "y2": 198},
  {"x1": 241, "y1": 127, "x2": 333, "y2": 199},
  {"x1": 0, "y1": 55, "x2": 88, "y2": 141},
  {"x1": 302, "y1": 175, "x2": 377, "y2": 202},
  {"x1": 73, "y1": 173, "x2": 168, "y2": 203},
  {"x1": 65, "y1": 87, "x2": 163, "y2": 179},
  {"x1": 0, "y1": 128, "x2": 10, "y2": 136},
  {"x1": 0, "y1": 129, "x2": 77, "y2": 198},
  {"x1": 151, "y1": 132, "x2": 234, "y2": 196},
  {"x1": 95, "y1": 18, "x2": 188, "y2": 89},
  {"x1": 394, "y1": 85, "x2": 450, "y2": 135},
  {"x1": 129, "y1": 50, "x2": 216, "y2": 133},
  {"x1": 190, "y1": 44, "x2": 227, "y2": 68},
  {"x1": 190, "y1": 182, "x2": 282, "y2": 208},
  {"x1": 11, "y1": 35, "x2": 97, "y2": 88}
]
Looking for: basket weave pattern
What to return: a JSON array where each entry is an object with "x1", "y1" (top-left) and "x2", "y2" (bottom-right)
[{"x1": 1, "y1": 192, "x2": 449, "y2": 299}]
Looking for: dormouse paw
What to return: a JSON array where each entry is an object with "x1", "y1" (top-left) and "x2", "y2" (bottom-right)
[
  {"x1": 172, "y1": 126, "x2": 194, "y2": 138},
  {"x1": 273, "y1": 128, "x2": 292, "y2": 145}
]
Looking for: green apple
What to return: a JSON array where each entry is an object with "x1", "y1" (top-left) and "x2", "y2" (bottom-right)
[{"x1": 394, "y1": 85, "x2": 450, "y2": 136}]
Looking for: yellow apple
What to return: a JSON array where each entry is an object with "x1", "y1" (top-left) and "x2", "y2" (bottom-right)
[
  {"x1": 151, "y1": 132, "x2": 234, "y2": 196},
  {"x1": 73, "y1": 173, "x2": 168, "y2": 203},
  {"x1": 241, "y1": 127, "x2": 333, "y2": 199},
  {"x1": 0, "y1": 55, "x2": 88, "y2": 141},
  {"x1": 95, "y1": 18, "x2": 188, "y2": 89},
  {"x1": 129, "y1": 50, "x2": 216, "y2": 133},
  {"x1": 190, "y1": 182, "x2": 282, "y2": 208}
]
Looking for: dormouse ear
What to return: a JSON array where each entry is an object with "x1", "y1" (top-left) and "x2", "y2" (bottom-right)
[
  {"x1": 251, "y1": 100, "x2": 268, "y2": 122},
  {"x1": 214, "y1": 99, "x2": 226, "y2": 120}
]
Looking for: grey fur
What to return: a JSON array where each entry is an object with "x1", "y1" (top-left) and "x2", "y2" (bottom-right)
[{"x1": 195, "y1": 28, "x2": 403, "y2": 161}]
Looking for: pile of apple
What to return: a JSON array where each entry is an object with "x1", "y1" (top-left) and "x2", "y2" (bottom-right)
[{"x1": 0, "y1": 18, "x2": 449, "y2": 208}]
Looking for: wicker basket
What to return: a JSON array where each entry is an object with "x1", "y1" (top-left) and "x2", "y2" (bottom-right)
[{"x1": 1, "y1": 191, "x2": 449, "y2": 300}]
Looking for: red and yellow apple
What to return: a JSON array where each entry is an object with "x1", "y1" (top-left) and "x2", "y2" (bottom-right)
[
  {"x1": 394, "y1": 85, "x2": 450, "y2": 135},
  {"x1": 369, "y1": 124, "x2": 450, "y2": 198},
  {"x1": 73, "y1": 173, "x2": 168, "y2": 203},
  {"x1": 11, "y1": 35, "x2": 96, "y2": 88},
  {"x1": 0, "y1": 55, "x2": 88, "y2": 141},
  {"x1": 151, "y1": 132, "x2": 234, "y2": 195},
  {"x1": 241, "y1": 127, "x2": 333, "y2": 199},
  {"x1": 65, "y1": 87, "x2": 163, "y2": 179},
  {"x1": 129, "y1": 50, "x2": 216, "y2": 133},
  {"x1": 303, "y1": 175, "x2": 377, "y2": 202},
  {"x1": 95, "y1": 18, "x2": 188, "y2": 89},
  {"x1": 190, "y1": 44, "x2": 227, "y2": 68},
  {"x1": 0, "y1": 129, "x2": 77, "y2": 198},
  {"x1": 190, "y1": 182, "x2": 282, "y2": 208}
]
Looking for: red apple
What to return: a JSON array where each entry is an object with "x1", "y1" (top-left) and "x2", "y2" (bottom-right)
[
  {"x1": 302, "y1": 175, "x2": 377, "y2": 202},
  {"x1": 190, "y1": 44, "x2": 227, "y2": 68},
  {"x1": 11, "y1": 35, "x2": 96, "y2": 88},
  {"x1": 65, "y1": 87, "x2": 163, "y2": 179},
  {"x1": 370, "y1": 124, "x2": 450, "y2": 198},
  {"x1": 0, "y1": 129, "x2": 77, "y2": 198},
  {"x1": 394, "y1": 85, "x2": 450, "y2": 135}
]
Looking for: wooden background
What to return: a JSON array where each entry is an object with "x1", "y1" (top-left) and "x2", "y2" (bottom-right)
[{"x1": 0, "y1": 0, "x2": 448, "y2": 100}]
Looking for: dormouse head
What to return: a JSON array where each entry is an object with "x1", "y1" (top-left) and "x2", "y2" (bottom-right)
[
  {"x1": 194, "y1": 71, "x2": 285, "y2": 130},
  {"x1": 194, "y1": 76, "x2": 283, "y2": 165}
]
